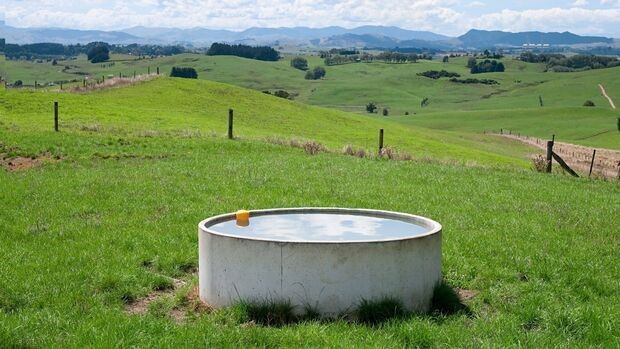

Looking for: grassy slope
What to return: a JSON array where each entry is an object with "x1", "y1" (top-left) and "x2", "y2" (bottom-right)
[
  {"x1": 1, "y1": 124, "x2": 618, "y2": 347},
  {"x1": 5, "y1": 53, "x2": 618, "y2": 148},
  {"x1": 3, "y1": 77, "x2": 534, "y2": 167}
]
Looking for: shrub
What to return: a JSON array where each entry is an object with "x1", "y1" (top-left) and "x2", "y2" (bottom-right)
[
  {"x1": 13, "y1": 80, "x2": 23, "y2": 87},
  {"x1": 583, "y1": 100, "x2": 595, "y2": 107},
  {"x1": 417, "y1": 70, "x2": 460, "y2": 79},
  {"x1": 421, "y1": 97, "x2": 429, "y2": 107},
  {"x1": 305, "y1": 66, "x2": 326, "y2": 80},
  {"x1": 449, "y1": 77, "x2": 499, "y2": 85},
  {"x1": 366, "y1": 102, "x2": 377, "y2": 113},
  {"x1": 170, "y1": 67, "x2": 198, "y2": 79},
  {"x1": 290, "y1": 57, "x2": 308, "y2": 70},
  {"x1": 382, "y1": 108, "x2": 389, "y2": 116},
  {"x1": 273, "y1": 90, "x2": 290, "y2": 99}
]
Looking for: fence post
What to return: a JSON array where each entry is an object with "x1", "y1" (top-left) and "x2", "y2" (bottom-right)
[
  {"x1": 54, "y1": 101, "x2": 59, "y2": 132},
  {"x1": 589, "y1": 150, "x2": 597, "y2": 177},
  {"x1": 148, "y1": 66, "x2": 150, "y2": 74},
  {"x1": 83, "y1": 79, "x2": 86, "y2": 87},
  {"x1": 500, "y1": 128, "x2": 503, "y2": 134},
  {"x1": 119, "y1": 72, "x2": 121, "y2": 78},
  {"x1": 60, "y1": 82, "x2": 63, "y2": 90},
  {"x1": 134, "y1": 71, "x2": 136, "y2": 78},
  {"x1": 102, "y1": 75, "x2": 105, "y2": 83},
  {"x1": 546, "y1": 141, "x2": 553, "y2": 173},
  {"x1": 552, "y1": 134, "x2": 555, "y2": 142},
  {"x1": 228, "y1": 109, "x2": 234, "y2": 139},
  {"x1": 35, "y1": 80, "x2": 37, "y2": 89},
  {"x1": 157, "y1": 67, "x2": 160, "y2": 75},
  {"x1": 378, "y1": 129, "x2": 384, "y2": 154}
]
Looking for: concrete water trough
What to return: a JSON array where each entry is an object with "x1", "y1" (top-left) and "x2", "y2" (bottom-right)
[{"x1": 198, "y1": 208, "x2": 442, "y2": 316}]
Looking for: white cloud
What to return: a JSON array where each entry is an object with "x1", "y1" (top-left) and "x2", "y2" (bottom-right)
[
  {"x1": 0, "y1": 0, "x2": 619, "y2": 37},
  {"x1": 572, "y1": 0, "x2": 588, "y2": 6}
]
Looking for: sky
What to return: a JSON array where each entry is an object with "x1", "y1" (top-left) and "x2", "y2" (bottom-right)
[{"x1": 1, "y1": 0, "x2": 620, "y2": 37}]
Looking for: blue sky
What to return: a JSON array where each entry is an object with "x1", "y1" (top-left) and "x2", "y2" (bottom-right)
[{"x1": 2, "y1": 0, "x2": 620, "y2": 37}]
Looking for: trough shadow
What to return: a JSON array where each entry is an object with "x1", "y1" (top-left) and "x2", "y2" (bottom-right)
[{"x1": 235, "y1": 282, "x2": 474, "y2": 328}]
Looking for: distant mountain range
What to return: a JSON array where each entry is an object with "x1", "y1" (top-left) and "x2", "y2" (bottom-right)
[{"x1": 0, "y1": 21, "x2": 615, "y2": 50}]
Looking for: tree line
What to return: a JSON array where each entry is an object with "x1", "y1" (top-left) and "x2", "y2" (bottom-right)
[
  {"x1": 206, "y1": 43, "x2": 279, "y2": 61},
  {"x1": 323, "y1": 52, "x2": 433, "y2": 66},
  {"x1": 519, "y1": 52, "x2": 620, "y2": 71},
  {"x1": 5, "y1": 42, "x2": 186, "y2": 60}
]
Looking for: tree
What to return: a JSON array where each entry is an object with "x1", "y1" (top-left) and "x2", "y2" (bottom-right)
[
  {"x1": 483, "y1": 49, "x2": 490, "y2": 57},
  {"x1": 13, "y1": 80, "x2": 23, "y2": 87},
  {"x1": 304, "y1": 66, "x2": 326, "y2": 80},
  {"x1": 290, "y1": 57, "x2": 308, "y2": 71},
  {"x1": 87, "y1": 43, "x2": 109, "y2": 63},
  {"x1": 52, "y1": 59, "x2": 58, "y2": 65},
  {"x1": 366, "y1": 102, "x2": 377, "y2": 113},
  {"x1": 170, "y1": 67, "x2": 198, "y2": 79},
  {"x1": 442, "y1": 56, "x2": 449, "y2": 63},
  {"x1": 382, "y1": 108, "x2": 389, "y2": 116},
  {"x1": 466, "y1": 57, "x2": 477, "y2": 68},
  {"x1": 312, "y1": 66, "x2": 326, "y2": 79}
]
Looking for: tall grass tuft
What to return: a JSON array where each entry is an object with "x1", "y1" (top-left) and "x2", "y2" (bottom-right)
[
  {"x1": 239, "y1": 300, "x2": 296, "y2": 326},
  {"x1": 356, "y1": 297, "x2": 406, "y2": 325},
  {"x1": 531, "y1": 154, "x2": 548, "y2": 172}
]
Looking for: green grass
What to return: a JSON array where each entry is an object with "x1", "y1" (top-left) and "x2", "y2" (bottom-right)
[
  {"x1": 2, "y1": 77, "x2": 535, "y2": 166},
  {"x1": 5, "y1": 53, "x2": 618, "y2": 149},
  {"x1": 1, "y1": 78, "x2": 619, "y2": 347},
  {"x1": 1, "y1": 124, "x2": 618, "y2": 347}
]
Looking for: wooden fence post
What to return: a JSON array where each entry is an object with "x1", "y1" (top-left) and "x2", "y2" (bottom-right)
[
  {"x1": 157, "y1": 67, "x2": 160, "y2": 75},
  {"x1": 378, "y1": 129, "x2": 384, "y2": 154},
  {"x1": 552, "y1": 134, "x2": 555, "y2": 142},
  {"x1": 589, "y1": 150, "x2": 597, "y2": 177},
  {"x1": 546, "y1": 141, "x2": 553, "y2": 173},
  {"x1": 228, "y1": 109, "x2": 234, "y2": 139},
  {"x1": 83, "y1": 79, "x2": 86, "y2": 87},
  {"x1": 133, "y1": 71, "x2": 136, "y2": 78},
  {"x1": 500, "y1": 128, "x2": 503, "y2": 134},
  {"x1": 102, "y1": 75, "x2": 105, "y2": 83},
  {"x1": 54, "y1": 101, "x2": 59, "y2": 132},
  {"x1": 148, "y1": 66, "x2": 150, "y2": 74},
  {"x1": 60, "y1": 82, "x2": 63, "y2": 90}
]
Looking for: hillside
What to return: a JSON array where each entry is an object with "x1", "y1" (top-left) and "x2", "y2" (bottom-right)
[
  {"x1": 457, "y1": 29, "x2": 613, "y2": 47},
  {"x1": 3, "y1": 77, "x2": 534, "y2": 167},
  {"x1": 4, "y1": 54, "x2": 619, "y2": 149}
]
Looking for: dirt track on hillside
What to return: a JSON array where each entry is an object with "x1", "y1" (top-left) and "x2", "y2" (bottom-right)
[
  {"x1": 498, "y1": 134, "x2": 620, "y2": 179},
  {"x1": 599, "y1": 84, "x2": 616, "y2": 109}
]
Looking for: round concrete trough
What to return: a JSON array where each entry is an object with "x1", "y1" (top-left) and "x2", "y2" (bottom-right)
[{"x1": 198, "y1": 208, "x2": 442, "y2": 316}]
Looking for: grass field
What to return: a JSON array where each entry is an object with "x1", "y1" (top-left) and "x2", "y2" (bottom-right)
[
  {"x1": 2, "y1": 58, "x2": 619, "y2": 347},
  {"x1": 4, "y1": 53, "x2": 619, "y2": 149},
  {"x1": 0, "y1": 55, "x2": 620, "y2": 348},
  {"x1": 1, "y1": 99, "x2": 619, "y2": 347}
]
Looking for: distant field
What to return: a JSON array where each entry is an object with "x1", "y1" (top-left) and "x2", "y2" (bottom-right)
[{"x1": 4, "y1": 53, "x2": 618, "y2": 149}]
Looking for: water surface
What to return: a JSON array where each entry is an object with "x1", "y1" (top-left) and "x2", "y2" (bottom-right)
[{"x1": 208, "y1": 213, "x2": 430, "y2": 242}]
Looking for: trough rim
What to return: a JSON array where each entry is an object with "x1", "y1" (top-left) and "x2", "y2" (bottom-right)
[{"x1": 198, "y1": 207, "x2": 442, "y2": 244}]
